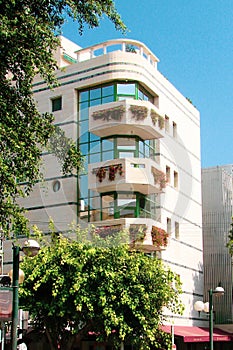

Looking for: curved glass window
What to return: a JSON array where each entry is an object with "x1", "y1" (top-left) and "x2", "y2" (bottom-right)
[
  {"x1": 100, "y1": 192, "x2": 157, "y2": 220},
  {"x1": 78, "y1": 81, "x2": 157, "y2": 222}
]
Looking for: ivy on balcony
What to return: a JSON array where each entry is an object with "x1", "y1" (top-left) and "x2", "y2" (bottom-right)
[
  {"x1": 150, "y1": 109, "x2": 164, "y2": 130},
  {"x1": 92, "y1": 105, "x2": 125, "y2": 121},
  {"x1": 129, "y1": 105, "x2": 148, "y2": 120},
  {"x1": 92, "y1": 164, "x2": 124, "y2": 182},
  {"x1": 152, "y1": 169, "x2": 167, "y2": 190},
  {"x1": 151, "y1": 226, "x2": 169, "y2": 247},
  {"x1": 95, "y1": 225, "x2": 122, "y2": 238},
  {"x1": 129, "y1": 224, "x2": 147, "y2": 244},
  {"x1": 158, "y1": 115, "x2": 165, "y2": 129}
]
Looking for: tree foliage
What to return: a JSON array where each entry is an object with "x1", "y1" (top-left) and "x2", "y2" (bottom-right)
[
  {"x1": 19, "y1": 228, "x2": 183, "y2": 350},
  {"x1": 0, "y1": 0, "x2": 126, "y2": 236},
  {"x1": 226, "y1": 217, "x2": 233, "y2": 255}
]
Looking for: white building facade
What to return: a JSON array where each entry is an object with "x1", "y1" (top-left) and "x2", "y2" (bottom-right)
[{"x1": 17, "y1": 37, "x2": 204, "y2": 328}]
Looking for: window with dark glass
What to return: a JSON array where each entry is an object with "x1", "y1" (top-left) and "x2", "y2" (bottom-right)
[{"x1": 52, "y1": 96, "x2": 62, "y2": 112}]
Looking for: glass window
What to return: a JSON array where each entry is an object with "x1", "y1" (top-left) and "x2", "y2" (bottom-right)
[
  {"x1": 90, "y1": 88, "x2": 101, "y2": 100},
  {"x1": 175, "y1": 222, "x2": 180, "y2": 239},
  {"x1": 79, "y1": 120, "x2": 88, "y2": 138},
  {"x1": 52, "y1": 97, "x2": 62, "y2": 112},
  {"x1": 102, "y1": 85, "x2": 114, "y2": 97},
  {"x1": 173, "y1": 122, "x2": 177, "y2": 138},
  {"x1": 102, "y1": 194, "x2": 115, "y2": 220},
  {"x1": 90, "y1": 141, "x2": 100, "y2": 154},
  {"x1": 117, "y1": 83, "x2": 136, "y2": 95},
  {"x1": 79, "y1": 102, "x2": 89, "y2": 121},
  {"x1": 117, "y1": 193, "x2": 136, "y2": 207},
  {"x1": 90, "y1": 98, "x2": 101, "y2": 107},
  {"x1": 102, "y1": 96, "x2": 114, "y2": 104},
  {"x1": 166, "y1": 166, "x2": 171, "y2": 184},
  {"x1": 79, "y1": 90, "x2": 89, "y2": 102},
  {"x1": 80, "y1": 143, "x2": 88, "y2": 155},
  {"x1": 102, "y1": 138, "x2": 114, "y2": 151},
  {"x1": 117, "y1": 137, "x2": 136, "y2": 149},
  {"x1": 90, "y1": 132, "x2": 100, "y2": 142},
  {"x1": 79, "y1": 176, "x2": 88, "y2": 198},
  {"x1": 119, "y1": 151, "x2": 135, "y2": 158},
  {"x1": 89, "y1": 153, "x2": 101, "y2": 163},
  {"x1": 102, "y1": 150, "x2": 114, "y2": 161}
]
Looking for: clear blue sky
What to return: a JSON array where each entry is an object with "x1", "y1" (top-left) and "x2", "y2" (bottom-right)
[{"x1": 62, "y1": 0, "x2": 233, "y2": 168}]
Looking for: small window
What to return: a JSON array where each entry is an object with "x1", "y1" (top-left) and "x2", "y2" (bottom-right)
[
  {"x1": 52, "y1": 97, "x2": 62, "y2": 112},
  {"x1": 175, "y1": 222, "x2": 179, "y2": 239},
  {"x1": 166, "y1": 166, "x2": 170, "y2": 184},
  {"x1": 165, "y1": 115, "x2": 169, "y2": 133},
  {"x1": 167, "y1": 218, "x2": 171, "y2": 235},
  {"x1": 173, "y1": 122, "x2": 177, "y2": 138},
  {"x1": 174, "y1": 171, "x2": 178, "y2": 189}
]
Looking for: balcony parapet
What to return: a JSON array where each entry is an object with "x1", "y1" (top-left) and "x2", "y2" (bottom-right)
[
  {"x1": 89, "y1": 99, "x2": 165, "y2": 140},
  {"x1": 88, "y1": 158, "x2": 166, "y2": 195},
  {"x1": 89, "y1": 218, "x2": 168, "y2": 252},
  {"x1": 75, "y1": 39, "x2": 159, "y2": 69}
]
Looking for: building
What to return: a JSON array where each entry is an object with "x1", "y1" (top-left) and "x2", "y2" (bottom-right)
[
  {"x1": 5, "y1": 36, "x2": 221, "y2": 347},
  {"x1": 202, "y1": 165, "x2": 233, "y2": 324}
]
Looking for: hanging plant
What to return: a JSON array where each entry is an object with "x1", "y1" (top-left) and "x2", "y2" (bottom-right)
[
  {"x1": 93, "y1": 164, "x2": 124, "y2": 182},
  {"x1": 96, "y1": 167, "x2": 106, "y2": 182},
  {"x1": 129, "y1": 105, "x2": 148, "y2": 120},
  {"x1": 109, "y1": 165, "x2": 118, "y2": 181},
  {"x1": 151, "y1": 226, "x2": 169, "y2": 247},
  {"x1": 152, "y1": 169, "x2": 167, "y2": 190},
  {"x1": 92, "y1": 105, "x2": 125, "y2": 121}
]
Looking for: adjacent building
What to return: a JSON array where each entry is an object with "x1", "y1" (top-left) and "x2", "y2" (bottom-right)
[{"x1": 202, "y1": 165, "x2": 233, "y2": 324}]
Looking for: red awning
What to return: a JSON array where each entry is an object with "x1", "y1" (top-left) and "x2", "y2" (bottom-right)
[{"x1": 162, "y1": 325, "x2": 232, "y2": 343}]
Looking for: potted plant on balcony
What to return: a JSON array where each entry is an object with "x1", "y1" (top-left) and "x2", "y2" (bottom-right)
[{"x1": 151, "y1": 226, "x2": 169, "y2": 248}]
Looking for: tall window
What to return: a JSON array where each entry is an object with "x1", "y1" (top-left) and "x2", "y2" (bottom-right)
[
  {"x1": 173, "y1": 122, "x2": 177, "y2": 138},
  {"x1": 166, "y1": 166, "x2": 171, "y2": 184},
  {"x1": 78, "y1": 81, "x2": 157, "y2": 222},
  {"x1": 165, "y1": 115, "x2": 169, "y2": 133}
]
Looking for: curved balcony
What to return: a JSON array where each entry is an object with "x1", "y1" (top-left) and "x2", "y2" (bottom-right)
[
  {"x1": 89, "y1": 99, "x2": 165, "y2": 140},
  {"x1": 89, "y1": 218, "x2": 168, "y2": 252},
  {"x1": 75, "y1": 38, "x2": 159, "y2": 69},
  {"x1": 88, "y1": 158, "x2": 166, "y2": 195}
]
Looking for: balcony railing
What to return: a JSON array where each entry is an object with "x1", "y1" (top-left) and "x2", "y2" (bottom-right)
[
  {"x1": 75, "y1": 39, "x2": 159, "y2": 69},
  {"x1": 89, "y1": 99, "x2": 165, "y2": 140}
]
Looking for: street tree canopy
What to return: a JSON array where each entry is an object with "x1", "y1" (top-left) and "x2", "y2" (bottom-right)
[
  {"x1": 227, "y1": 218, "x2": 233, "y2": 255},
  {"x1": 19, "y1": 228, "x2": 184, "y2": 350},
  {"x1": 0, "y1": 0, "x2": 126, "y2": 236}
]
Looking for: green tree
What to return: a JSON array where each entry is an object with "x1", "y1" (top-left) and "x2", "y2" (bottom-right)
[
  {"x1": 19, "y1": 228, "x2": 183, "y2": 350},
  {"x1": 226, "y1": 217, "x2": 233, "y2": 255},
  {"x1": 0, "y1": 0, "x2": 126, "y2": 236}
]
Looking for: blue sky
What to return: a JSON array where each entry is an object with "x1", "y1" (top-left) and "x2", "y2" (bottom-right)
[{"x1": 62, "y1": 0, "x2": 233, "y2": 168}]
